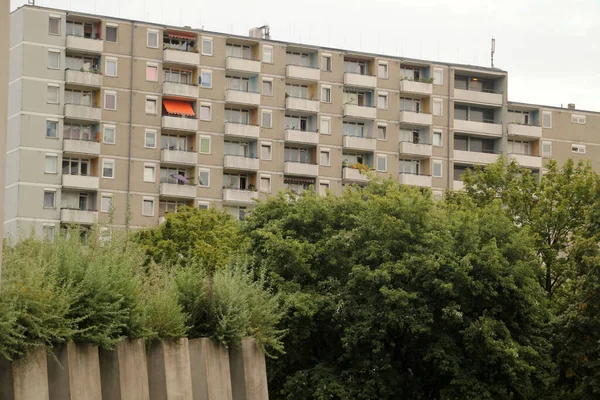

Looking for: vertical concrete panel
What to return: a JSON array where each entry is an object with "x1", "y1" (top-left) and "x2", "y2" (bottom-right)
[
  {"x1": 100, "y1": 339, "x2": 150, "y2": 400},
  {"x1": 148, "y1": 339, "x2": 193, "y2": 400},
  {"x1": 47, "y1": 342, "x2": 102, "y2": 400},
  {"x1": 229, "y1": 338, "x2": 269, "y2": 400},
  {"x1": 0, "y1": 355, "x2": 15, "y2": 400},
  {"x1": 12, "y1": 346, "x2": 50, "y2": 400},
  {"x1": 189, "y1": 338, "x2": 233, "y2": 400}
]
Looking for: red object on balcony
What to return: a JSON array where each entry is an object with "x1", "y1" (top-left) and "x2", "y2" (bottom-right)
[{"x1": 163, "y1": 99, "x2": 195, "y2": 117}]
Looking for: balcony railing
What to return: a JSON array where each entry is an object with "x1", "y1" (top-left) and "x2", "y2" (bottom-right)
[
  {"x1": 399, "y1": 172, "x2": 432, "y2": 187},
  {"x1": 225, "y1": 56, "x2": 261, "y2": 75},
  {"x1": 161, "y1": 115, "x2": 198, "y2": 132},
  {"x1": 507, "y1": 122, "x2": 542, "y2": 139},
  {"x1": 343, "y1": 104, "x2": 377, "y2": 119},
  {"x1": 60, "y1": 208, "x2": 99, "y2": 225},
  {"x1": 454, "y1": 87, "x2": 503, "y2": 106},
  {"x1": 62, "y1": 174, "x2": 100, "y2": 190},
  {"x1": 398, "y1": 141, "x2": 432, "y2": 158},
  {"x1": 453, "y1": 118, "x2": 502, "y2": 137},
  {"x1": 284, "y1": 161, "x2": 319, "y2": 177},
  {"x1": 163, "y1": 48, "x2": 200, "y2": 66},
  {"x1": 223, "y1": 155, "x2": 260, "y2": 171},
  {"x1": 159, "y1": 182, "x2": 197, "y2": 199},
  {"x1": 65, "y1": 69, "x2": 102, "y2": 87},
  {"x1": 342, "y1": 134, "x2": 377, "y2": 151},
  {"x1": 343, "y1": 72, "x2": 377, "y2": 88},
  {"x1": 63, "y1": 138, "x2": 101, "y2": 156},
  {"x1": 223, "y1": 188, "x2": 259, "y2": 204},
  {"x1": 285, "y1": 96, "x2": 320, "y2": 113},
  {"x1": 454, "y1": 149, "x2": 502, "y2": 165},
  {"x1": 64, "y1": 103, "x2": 102, "y2": 122},
  {"x1": 66, "y1": 34, "x2": 104, "y2": 53},
  {"x1": 225, "y1": 89, "x2": 261, "y2": 106},
  {"x1": 162, "y1": 81, "x2": 199, "y2": 98},
  {"x1": 286, "y1": 64, "x2": 320, "y2": 81},
  {"x1": 508, "y1": 153, "x2": 542, "y2": 169},
  {"x1": 160, "y1": 149, "x2": 198, "y2": 166},
  {"x1": 224, "y1": 122, "x2": 260, "y2": 138},
  {"x1": 284, "y1": 129, "x2": 319, "y2": 145},
  {"x1": 398, "y1": 110, "x2": 432, "y2": 126}
]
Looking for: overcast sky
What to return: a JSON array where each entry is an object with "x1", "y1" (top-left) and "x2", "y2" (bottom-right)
[{"x1": 11, "y1": 0, "x2": 600, "y2": 111}]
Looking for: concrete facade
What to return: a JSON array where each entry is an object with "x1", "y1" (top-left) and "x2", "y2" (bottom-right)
[
  {"x1": 0, "y1": 0, "x2": 9, "y2": 274},
  {"x1": 5, "y1": 4, "x2": 600, "y2": 238}
]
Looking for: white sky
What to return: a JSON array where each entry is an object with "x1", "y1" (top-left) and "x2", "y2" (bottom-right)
[{"x1": 11, "y1": 0, "x2": 600, "y2": 111}]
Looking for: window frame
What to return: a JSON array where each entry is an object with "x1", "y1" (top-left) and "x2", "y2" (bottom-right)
[
  {"x1": 145, "y1": 129, "x2": 157, "y2": 149},
  {"x1": 261, "y1": 110, "x2": 273, "y2": 128},
  {"x1": 320, "y1": 148, "x2": 331, "y2": 166},
  {"x1": 144, "y1": 163, "x2": 156, "y2": 182},
  {"x1": 49, "y1": 16, "x2": 61, "y2": 35},
  {"x1": 542, "y1": 141, "x2": 552, "y2": 157},
  {"x1": 43, "y1": 189, "x2": 56, "y2": 209},
  {"x1": 572, "y1": 143, "x2": 586, "y2": 154},
  {"x1": 145, "y1": 96, "x2": 158, "y2": 115},
  {"x1": 198, "y1": 168, "x2": 211, "y2": 187},
  {"x1": 377, "y1": 124, "x2": 387, "y2": 141},
  {"x1": 571, "y1": 114, "x2": 586, "y2": 125},
  {"x1": 377, "y1": 92, "x2": 388, "y2": 110},
  {"x1": 378, "y1": 62, "x2": 388, "y2": 79},
  {"x1": 102, "y1": 159, "x2": 115, "y2": 179},
  {"x1": 432, "y1": 159, "x2": 443, "y2": 178},
  {"x1": 261, "y1": 142, "x2": 272, "y2": 160},
  {"x1": 432, "y1": 97, "x2": 443, "y2": 116},
  {"x1": 260, "y1": 175, "x2": 272, "y2": 193},
  {"x1": 146, "y1": 63, "x2": 158, "y2": 82},
  {"x1": 321, "y1": 85, "x2": 332, "y2": 103},
  {"x1": 100, "y1": 194, "x2": 113, "y2": 213},
  {"x1": 542, "y1": 111, "x2": 552, "y2": 129},
  {"x1": 147, "y1": 29, "x2": 159, "y2": 49},
  {"x1": 433, "y1": 130, "x2": 443, "y2": 147},
  {"x1": 47, "y1": 84, "x2": 60, "y2": 104},
  {"x1": 48, "y1": 49, "x2": 60, "y2": 70},
  {"x1": 200, "y1": 70, "x2": 213, "y2": 88},
  {"x1": 320, "y1": 117, "x2": 331, "y2": 135},
  {"x1": 262, "y1": 79, "x2": 273, "y2": 96},
  {"x1": 43, "y1": 224, "x2": 56, "y2": 240},
  {"x1": 321, "y1": 54, "x2": 332, "y2": 72},
  {"x1": 142, "y1": 197, "x2": 155, "y2": 217},
  {"x1": 201, "y1": 37, "x2": 213, "y2": 56},
  {"x1": 103, "y1": 124, "x2": 116, "y2": 144},
  {"x1": 46, "y1": 119, "x2": 58, "y2": 139},
  {"x1": 433, "y1": 67, "x2": 444, "y2": 85},
  {"x1": 376, "y1": 154, "x2": 388, "y2": 172},
  {"x1": 199, "y1": 135, "x2": 211, "y2": 154},
  {"x1": 199, "y1": 103, "x2": 212, "y2": 121},
  {"x1": 104, "y1": 91, "x2": 117, "y2": 111},
  {"x1": 44, "y1": 153, "x2": 58, "y2": 174},
  {"x1": 105, "y1": 57, "x2": 118, "y2": 77},
  {"x1": 262, "y1": 45, "x2": 273, "y2": 63},
  {"x1": 105, "y1": 24, "x2": 118, "y2": 43}
]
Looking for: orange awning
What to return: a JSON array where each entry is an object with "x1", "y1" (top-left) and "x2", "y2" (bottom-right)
[{"x1": 163, "y1": 100, "x2": 195, "y2": 117}]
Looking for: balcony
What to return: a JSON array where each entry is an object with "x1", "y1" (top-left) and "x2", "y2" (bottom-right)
[
  {"x1": 62, "y1": 174, "x2": 99, "y2": 191},
  {"x1": 163, "y1": 82, "x2": 198, "y2": 99},
  {"x1": 64, "y1": 104, "x2": 101, "y2": 122},
  {"x1": 454, "y1": 119, "x2": 502, "y2": 137},
  {"x1": 162, "y1": 116, "x2": 198, "y2": 133},
  {"x1": 65, "y1": 70, "x2": 102, "y2": 88},
  {"x1": 222, "y1": 189, "x2": 258, "y2": 204},
  {"x1": 343, "y1": 72, "x2": 377, "y2": 89},
  {"x1": 454, "y1": 88, "x2": 503, "y2": 106},
  {"x1": 223, "y1": 155, "x2": 259, "y2": 171},
  {"x1": 454, "y1": 150, "x2": 501, "y2": 165},
  {"x1": 342, "y1": 135, "x2": 376, "y2": 152},
  {"x1": 66, "y1": 35, "x2": 103, "y2": 54},
  {"x1": 284, "y1": 129, "x2": 319, "y2": 146},
  {"x1": 398, "y1": 111, "x2": 432, "y2": 126},
  {"x1": 60, "y1": 208, "x2": 98, "y2": 225},
  {"x1": 453, "y1": 180, "x2": 465, "y2": 191},
  {"x1": 284, "y1": 162, "x2": 319, "y2": 177},
  {"x1": 398, "y1": 142, "x2": 432, "y2": 158},
  {"x1": 225, "y1": 89, "x2": 261, "y2": 107},
  {"x1": 399, "y1": 173, "x2": 432, "y2": 187},
  {"x1": 159, "y1": 183, "x2": 196, "y2": 199},
  {"x1": 399, "y1": 80, "x2": 433, "y2": 97},
  {"x1": 224, "y1": 123, "x2": 259, "y2": 139},
  {"x1": 286, "y1": 97, "x2": 320, "y2": 114},
  {"x1": 63, "y1": 139, "x2": 100, "y2": 156},
  {"x1": 343, "y1": 104, "x2": 377, "y2": 120},
  {"x1": 508, "y1": 153, "x2": 542, "y2": 169},
  {"x1": 163, "y1": 49, "x2": 200, "y2": 66},
  {"x1": 507, "y1": 123, "x2": 542, "y2": 139},
  {"x1": 342, "y1": 167, "x2": 370, "y2": 184},
  {"x1": 286, "y1": 65, "x2": 320, "y2": 81},
  {"x1": 225, "y1": 57, "x2": 261, "y2": 76},
  {"x1": 160, "y1": 149, "x2": 197, "y2": 166}
]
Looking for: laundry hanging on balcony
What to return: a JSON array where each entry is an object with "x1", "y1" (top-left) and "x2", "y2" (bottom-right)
[
  {"x1": 163, "y1": 99, "x2": 196, "y2": 117},
  {"x1": 170, "y1": 174, "x2": 190, "y2": 184}
]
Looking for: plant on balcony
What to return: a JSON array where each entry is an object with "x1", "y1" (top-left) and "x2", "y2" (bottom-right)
[
  {"x1": 347, "y1": 162, "x2": 372, "y2": 173},
  {"x1": 248, "y1": 184, "x2": 257, "y2": 192}
]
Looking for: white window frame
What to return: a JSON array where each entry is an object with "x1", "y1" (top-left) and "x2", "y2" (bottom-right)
[
  {"x1": 432, "y1": 159, "x2": 443, "y2": 178},
  {"x1": 104, "y1": 91, "x2": 117, "y2": 111},
  {"x1": 147, "y1": 29, "x2": 159, "y2": 49},
  {"x1": 198, "y1": 168, "x2": 210, "y2": 187},
  {"x1": 200, "y1": 103, "x2": 212, "y2": 121},
  {"x1": 47, "y1": 84, "x2": 60, "y2": 104},
  {"x1": 572, "y1": 143, "x2": 586, "y2": 154},
  {"x1": 320, "y1": 117, "x2": 331, "y2": 135},
  {"x1": 321, "y1": 85, "x2": 332, "y2": 103},
  {"x1": 319, "y1": 180, "x2": 330, "y2": 196},
  {"x1": 102, "y1": 159, "x2": 115, "y2": 179},
  {"x1": 201, "y1": 37, "x2": 213, "y2": 56},
  {"x1": 103, "y1": 124, "x2": 116, "y2": 144},
  {"x1": 44, "y1": 153, "x2": 58, "y2": 174},
  {"x1": 100, "y1": 193, "x2": 113, "y2": 213},
  {"x1": 260, "y1": 174, "x2": 272, "y2": 193},
  {"x1": 432, "y1": 97, "x2": 443, "y2": 116},
  {"x1": 378, "y1": 61, "x2": 388, "y2": 79},
  {"x1": 433, "y1": 67, "x2": 444, "y2": 85},
  {"x1": 199, "y1": 135, "x2": 211, "y2": 154},
  {"x1": 262, "y1": 78, "x2": 273, "y2": 96},
  {"x1": 197, "y1": 201, "x2": 209, "y2": 209},
  {"x1": 105, "y1": 57, "x2": 118, "y2": 77},
  {"x1": 377, "y1": 124, "x2": 387, "y2": 141},
  {"x1": 376, "y1": 154, "x2": 388, "y2": 172},
  {"x1": 321, "y1": 53, "x2": 332, "y2": 72},
  {"x1": 48, "y1": 49, "x2": 60, "y2": 70},
  {"x1": 43, "y1": 189, "x2": 56, "y2": 209},
  {"x1": 261, "y1": 110, "x2": 273, "y2": 128},
  {"x1": 542, "y1": 140, "x2": 552, "y2": 158},
  {"x1": 43, "y1": 223, "x2": 56, "y2": 240},
  {"x1": 542, "y1": 111, "x2": 552, "y2": 129},
  {"x1": 262, "y1": 45, "x2": 273, "y2": 63},
  {"x1": 142, "y1": 197, "x2": 155, "y2": 217},
  {"x1": 261, "y1": 142, "x2": 272, "y2": 160},
  {"x1": 145, "y1": 129, "x2": 157, "y2": 149},
  {"x1": 145, "y1": 96, "x2": 158, "y2": 115},
  {"x1": 320, "y1": 148, "x2": 331, "y2": 166},
  {"x1": 46, "y1": 119, "x2": 59, "y2": 139},
  {"x1": 49, "y1": 16, "x2": 61, "y2": 36},
  {"x1": 144, "y1": 163, "x2": 156, "y2": 182},
  {"x1": 146, "y1": 62, "x2": 158, "y2": 82},
  {"x1": 200, "y1": 70, "x2": 213, "y2": 89},
  {"x1": 105, "y1": 23, "x2": 118, "y2": 43},
  {"x1": 571, "y1": 114, "x2": 586, "y2": 124},
  {"x1": 433, "y1": 130, "x2": 443, "y2": 147},
  {"x1": 377, "y1": 92, "x2": 388, "y2": 110}
]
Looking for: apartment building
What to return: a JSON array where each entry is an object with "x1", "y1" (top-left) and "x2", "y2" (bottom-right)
[{"x1": 5, "y1": 5, "x2": 600, "y2": 239}]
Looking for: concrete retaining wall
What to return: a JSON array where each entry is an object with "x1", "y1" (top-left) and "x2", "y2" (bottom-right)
[{"x1": 229, "y1": 339, "x2": 269, "y2": 400}]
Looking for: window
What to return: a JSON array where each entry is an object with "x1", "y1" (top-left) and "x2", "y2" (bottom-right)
[
  {"x1": 142, "y1": 198, "x2": 155, "y2": 216},
  {"x1": 261, "y1": 143, "x2": 272, "y2": 160},
  {"x1": 200, "y1": 70, "x2": 212, "y2": 88},
  {"x1": 145, "y1": 130, "x2": 157, "y2": 148},
  {"x1": 43, "y1": 224, "x2": 55, "y2": 240},
  {"x1": 48, "y1": 50, "x2": 60, "y2": 69},
  {"x1": 46, "y1": 120, "x2": 58, "y2": 138},
  {"x1": 260, "y1": 176, "x2": 271, "y2": 193},
  {"x1": 376, "y1": 155, "x2": 387, "y2": 172},
  {"x1": 164, "y1": 68, "x2": 193, "y2": 84},
  {"x1": 103, "y1": 125, "x2": 116, "y2": 144},
  {"x1": 263, "y1": 45, "x2": 273, "y2": 63},
  {"x1": 507, "y1": 140, "x2": 531, "y2": 155},
  {"x1": 43, "y1": 190, "x2": 56, "y2": 208},
  {"x1": 433, "y1": 98, "x2": 443, "y2": 116},
  {"x1": 146, "y1": 97, "x2": 157, "y2": 114},
  {"x1": 47, "y1": 85, "x2": 59, "y2": 104},
  {"x1": 378, "y1": 93, "x2": 388, "y2": 110},
  {"x1": 433, "y1": 130, "x2": 442, "y2": 147},
  {"x1": 263, "y1": 80, "x2": 273, "y2": 96},
  {"x1": 261, "y1": 111, "x2": 272, "y2": 128},
  {"x1": 101, "y1": 195, "x2": 113, "y2": 212},
  {"x1": 102, "y1": 159, "x2": 115, "y2": 178},
  {"x1": 104, "y1": 91, "x2": 117, "y2": 110},
  {"x1": 542, "y1": 111, "x2": 552, "y2": 128},
  {"x1": 321, "y1": 54, "x2": 332, "y2": 72},
  {"x1": 377, "y1": 125, "x2": 387, "y2": 140},
  {"x1": 200, "y1": 104, "x2": 212, "y2": 121},
  {"x1": 571, "y1": 114, "x2": 586, "y2": 124},
  {"x1": 144, "y1": 164, "x2": 156, "y2": 182},
  {"x1": 146, "y1": 64, "x2": 158, "y2": 82},
  {"x1": 432, "y1": 160, "x2": 443, "y2": 178},
  {"x1": 45, "y1": 154, "x2": 58, "y2": 174},
  {"x1": 199, "y1": 136, "x2": 211, "y2": 154},
  {"x1": 201, "y1": 37, "x2": 213, "y2": 56},
  {"x1": 320, "y1": 117, "x2": 331, "y2": 134},
  {"x1": 147, "y1": 29, "x2": 159, "y2": 48},
  {"x1": 62, "y1": 157, "x2": 91, "y2": 176},
  {"x1": 105, "y1": 58, "x2": 117, "y2": 77},
  {"x1": 198, "y1": 169, "x2": 210, "y2": 187},
  {"x1": 321, "y1": 86, "x2": 331, "y2": 103},
  {"x1": 433, "y1": 68, "x2": 443, "y2": 85},
  {"x1": 320, "y1": 149, "x2": 330, "y2": 166},
  {"x1": 198, "y1": 201, "x2": 209, "y2": 210},
  {"x1": 319, "y1": 181, "x2": 330, "y2": 196},
  {"x1": 572, "y1": 144, "x2": 586, "y2": 154},
  {"x1": 378, "y1": 62, "x2": 388, "y2": 79},
  {"x1": 106, "y1": 25, "x2": 118, "y2": 42},
  {"x1": 49, "y1": 17, "x2": 60, "y2": 35}
]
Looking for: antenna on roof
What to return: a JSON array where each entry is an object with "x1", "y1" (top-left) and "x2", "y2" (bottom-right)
[{"x1": 491, "y1": 38, "x2": 496, "y2": 68}]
